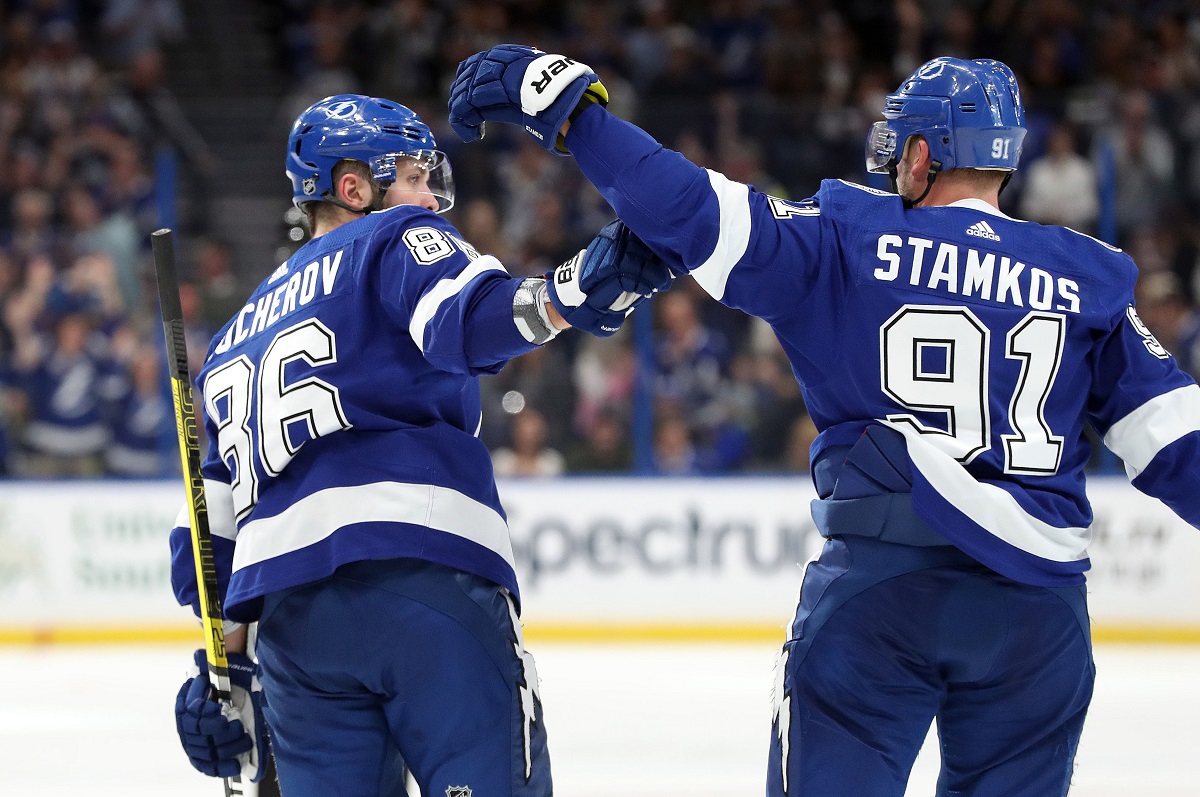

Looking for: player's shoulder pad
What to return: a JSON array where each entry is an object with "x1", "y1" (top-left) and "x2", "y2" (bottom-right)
[
  {"x1": 205, "y1": 317, "x2": 237, "y2": 364},
  {"x1": 831, "y1": 179, "x2": 895, "y2": 198},
  {"x1": 817, "y1": 178, "x2": 901, "y2": 224},
  {"x1": 203, "y1": 256, "x2": 294, "y2": 364},
  {"x1": 758, "y1": 191, "x2": 822, "y2": 220},
  {"x1": 1059, "y1": 224, "x2": 1124, "y2": 254},
  {"x1": 364, "y1": 203, "x2": 443, "y2": 236},
  {"x1": 1052, "y1": 223, "x2": 1137, "y2": 294},
  {"x1": 368, "y1": 205, "x2": 464, "y2": 248},
  {"x1": 365, "y1": 205, "x2": 485, "y2": 270}
]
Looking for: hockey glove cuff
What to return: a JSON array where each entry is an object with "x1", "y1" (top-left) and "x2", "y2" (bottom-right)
[
  {"x1": 449, "y1": 44, "x2": 608, "y2": 154},
  {"x1": 175, "y1": 649, "x2": 270, "y2": 783}
]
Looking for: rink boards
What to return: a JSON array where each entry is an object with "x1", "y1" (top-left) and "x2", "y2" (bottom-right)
[{"x1": 0, "y1": 477, "x2": 1197, "y2": 644}]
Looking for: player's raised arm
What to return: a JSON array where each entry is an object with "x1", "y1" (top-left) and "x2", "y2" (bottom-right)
[
  {"x1": 448, "y1": 45, "x2": 823, "y2": 323},
  {"x1": 371, "y1": 209, "x2": 671, "y2": 376}
]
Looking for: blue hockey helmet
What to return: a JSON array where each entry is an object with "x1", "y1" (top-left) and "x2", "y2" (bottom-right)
[
  {"x1": 866, "y1": 58, "x2": 1026, "y2": 176},
  {"x1": 286, "y1": 94, "x2": 455, "y2": 212}
]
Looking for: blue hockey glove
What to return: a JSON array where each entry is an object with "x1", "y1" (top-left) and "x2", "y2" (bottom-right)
[
  {"x1": 175, "y1": 649, "x2": 270, "y2": 782},
  {"x1": 547, "y1": 221, "x2": 672, "y2": 337},
  {"x1": 448, "y1": 44, "x2": 608, "y2": 154}
]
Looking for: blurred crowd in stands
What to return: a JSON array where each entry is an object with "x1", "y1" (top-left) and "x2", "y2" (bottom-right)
[
  {"x1": 0, "y1": 0, "x2": 214, "y2": 477},
  {"x1": 4, "y1": 0, "x2": 1200, "y2": 478}
]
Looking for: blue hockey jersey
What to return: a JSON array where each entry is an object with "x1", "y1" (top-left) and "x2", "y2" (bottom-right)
[
  {"x1": 170, "y1": 205, "x2": 540, "y2": 623},
  {"x1": 567, "y1": 105, "x2": 1200, "y2": 587}
]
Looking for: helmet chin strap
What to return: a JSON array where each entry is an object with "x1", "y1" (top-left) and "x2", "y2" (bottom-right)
[{"x1": 890, "y1": 164, "x2": 940, "y2": 209}]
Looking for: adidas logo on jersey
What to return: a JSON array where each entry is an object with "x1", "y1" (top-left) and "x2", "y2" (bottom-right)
[{"x1": 965, "y1": 220, "x2": 1001, "y2": 241}]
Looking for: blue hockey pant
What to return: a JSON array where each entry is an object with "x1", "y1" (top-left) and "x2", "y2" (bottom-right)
[
  {"x1": 767, "y1": 536, "x2": 1094, "y2": 796},
  {"x1": 255, "y1": 557, "x2": 552, "y2": 797}
]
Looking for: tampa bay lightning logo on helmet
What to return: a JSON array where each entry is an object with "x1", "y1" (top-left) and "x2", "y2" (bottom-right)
[
  {"x1": 865, "y1": 57, "x2": 1026, "y2": 176},
  {"x1": 325, "y1": 99, "x2": 359, "y2": 119},
  {"x1": 286, "y1": 94, "x2": 455, "y2": 212},
  {"x1": 914, "y1": 60, "x2": 949, "y2": 80}
]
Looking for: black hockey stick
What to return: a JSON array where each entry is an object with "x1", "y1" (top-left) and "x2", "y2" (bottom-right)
[{"x1": 152, "y1": 228, "x2": 245, "y2": 797}]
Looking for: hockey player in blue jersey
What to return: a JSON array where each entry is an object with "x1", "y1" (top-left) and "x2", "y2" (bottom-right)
[
  {"x1": 449, "y1": 48, "x2": 1200, "y2": 795},
  {"x1": 169, "y1": 94, "x2": 672, "y2": 796}
]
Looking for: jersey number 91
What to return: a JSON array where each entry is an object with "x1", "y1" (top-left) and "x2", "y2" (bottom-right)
[{"x1": 881, "y1": 305, "x2": 1066, "y2": 475}]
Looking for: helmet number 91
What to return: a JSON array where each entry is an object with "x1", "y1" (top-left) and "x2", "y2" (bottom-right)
[{"x1": 991, "y1": 137, "x2": 1011, "y2": 160}]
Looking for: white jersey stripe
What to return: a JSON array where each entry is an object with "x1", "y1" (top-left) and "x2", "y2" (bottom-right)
[
  {"x1": 231, "y1": 480, "x2": 514, "y2": 571},
  {"x1": 689, "y1": 170, "x2": 752, "y2": 301},
  {"x1": 1103, "y1": 384, "x2": 1200, "y2": 478},
  {"x1": 409, "y1": 255, "x2": 507, "y2": 352},
  {"x1": 173, "y1": 478, "x2": 238, "y2": 541},
  {"x1": 884, "y1": 419, "x2": 1090, "y2": 562}
]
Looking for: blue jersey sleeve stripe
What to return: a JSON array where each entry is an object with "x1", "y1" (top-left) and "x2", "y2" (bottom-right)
[
  {"x1": 408, "y1": 255, "x2": 508, "y2": 351},
  {"x1": 690, "y1": 170, "x2": 752, "y2": 301},
  {"x1": 1103, "y1": 383, "x2": 1200, "y2": 478},
  {"x1": 884, "y1": 419, "x2": 1090, "y2": 563},
  {"x1": 231, "y1": 480, "x2": 515, "y2": 572}
]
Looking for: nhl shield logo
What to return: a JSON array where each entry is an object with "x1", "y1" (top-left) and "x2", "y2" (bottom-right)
[
  {"x1": 302, "y1": 176, "x2": 317, "y2": 195},
  {"x1": 446, "y1": 788, "x2": 472, "y2": 797}
]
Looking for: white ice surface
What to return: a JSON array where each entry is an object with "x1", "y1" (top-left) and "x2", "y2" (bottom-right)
[{"x1": 0, "y1": 643, "x2": 1196, "y2": 796}]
